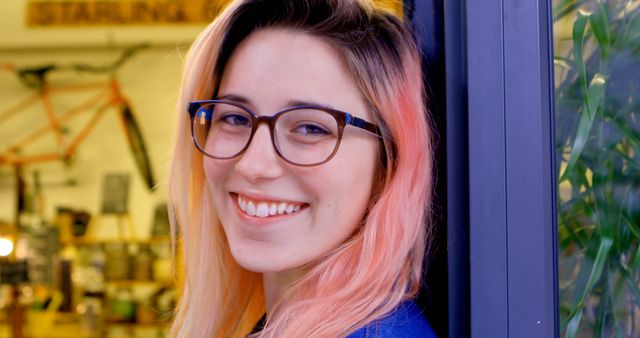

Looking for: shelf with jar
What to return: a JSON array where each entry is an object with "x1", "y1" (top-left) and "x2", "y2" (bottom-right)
[
  {"x1": 2, "y1": 171, "x2": 178, "y2": 337},
  {"x1": 56, "y1": 210, "x2": 177, "y2": 337},
  {"x1": 59, "y1": 235, "x2": 172, "y2": 247}
]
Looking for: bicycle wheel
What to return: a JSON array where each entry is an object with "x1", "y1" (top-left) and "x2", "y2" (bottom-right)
[{"x1": 118, "y1": 100, "x2": 156, "y2": 190}]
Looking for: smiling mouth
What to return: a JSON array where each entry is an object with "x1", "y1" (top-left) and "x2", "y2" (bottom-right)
[{"x1": 232, "y1": 193, "x2": 308, "y2": 218}]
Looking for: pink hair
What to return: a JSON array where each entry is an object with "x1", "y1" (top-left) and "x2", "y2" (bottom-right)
[{"x1": 167, "y1": 1, "x2": 433, "y2": 337}]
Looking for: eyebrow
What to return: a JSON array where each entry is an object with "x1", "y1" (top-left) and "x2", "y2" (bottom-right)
[{"x1": 215, "y1": 93, "x2": 340, "y2": 112}]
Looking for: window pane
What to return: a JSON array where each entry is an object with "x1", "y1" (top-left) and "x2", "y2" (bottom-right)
[{"x1": 554, "y1": 1, "x2": 640, "y2": 337}]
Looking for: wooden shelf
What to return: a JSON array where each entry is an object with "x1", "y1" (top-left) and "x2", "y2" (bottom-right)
[
  {"x1": 105, "y1": 279, "x2": 173, "y2": 288},
  {"x1": 104, "y1": 321, "x2": 171, "y2": 328},
  {"x1": 59, "y1": 236, "x2": 171, "y2": 246}
]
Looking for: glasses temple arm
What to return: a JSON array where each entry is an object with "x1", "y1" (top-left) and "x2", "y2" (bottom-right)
[{"x1": 347, "y1": 114, "x2": 383, "y2": 137}]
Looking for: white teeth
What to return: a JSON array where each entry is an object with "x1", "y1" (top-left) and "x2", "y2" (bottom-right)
[
  {"x1": 246, "y1": 201, "x2": 256, "y2": 216},
  {"x1": 238, "y1": 196, "x2": 247, "y2": 211},
  {"x1": 269, "y1": 204, "x2": 277, "y2": 216},
  {"x1": 285, "y1": 205, "x2": 294, "y2": 214},
  {"x1": 236, "y1": 194, "x2": 303, "y2": 218},
  {"x1": 256, "y1": 203, "x2": 270, "y2": 217},
  {"x1": 277, "y1": 203, "x2": 287, "y2": 214}
]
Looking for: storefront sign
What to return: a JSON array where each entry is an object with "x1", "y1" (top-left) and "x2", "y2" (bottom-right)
[{"x1": 26, "y1": 0, "x2": 223, "y2": 27}]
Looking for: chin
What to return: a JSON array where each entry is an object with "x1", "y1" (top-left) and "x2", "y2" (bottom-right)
[
  {"x1": 235, "y1": 256, "x2": 298, "y2": 274},
  {"x1": 228, "y1": 240, "x2": 300, "y2": 273}
]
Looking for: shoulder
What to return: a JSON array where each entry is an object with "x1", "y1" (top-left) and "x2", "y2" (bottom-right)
[{"x1": 347, "y1": 301, "x2": 437, "y2": 338}]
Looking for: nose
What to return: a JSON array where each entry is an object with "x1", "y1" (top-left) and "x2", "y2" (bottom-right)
[{"x1": 234, "y1": 124, "x2": 284, "y2": 182}]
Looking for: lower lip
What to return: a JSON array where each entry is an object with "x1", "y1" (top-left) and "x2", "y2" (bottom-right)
[{"x1": 231, "y1": 194, "x2": 307, "y2": 225}]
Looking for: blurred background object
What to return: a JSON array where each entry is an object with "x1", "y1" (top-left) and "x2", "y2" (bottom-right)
[
  {"x1": 0, "y1": 222, "x2": 16, "y2": 259},
  {"x1": 554, "y1": 0, "x2": 640, "y2": 337},
  {"x1": 0, "y1": 0, "x2": 218, "y2": 336}
]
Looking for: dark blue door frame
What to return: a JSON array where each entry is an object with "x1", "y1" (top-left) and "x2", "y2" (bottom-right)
[{"x1": 408, "y1": 0, "x2": 559, "y2": 337}]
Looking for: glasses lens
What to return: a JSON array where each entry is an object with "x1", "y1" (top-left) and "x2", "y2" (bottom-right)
[
  {"x1": 192, "y1": 103, "x2": 252, "y2": 158},
  {"x1": 274, "y1": 108, "x2": 340, "y2": 165}
]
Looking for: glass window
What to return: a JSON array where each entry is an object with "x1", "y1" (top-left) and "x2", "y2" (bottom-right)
[{"x1": 555, "y1": 1, "x2": 640, "y2": 337}]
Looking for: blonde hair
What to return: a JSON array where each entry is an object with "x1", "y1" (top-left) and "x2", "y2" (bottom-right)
[{"x1": 167, "y1": 0, "x2": 433, "y2": 336}]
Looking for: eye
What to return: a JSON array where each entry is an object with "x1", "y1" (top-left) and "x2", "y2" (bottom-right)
[
  {"x1": 291, "y1": 123, "x2": 331, "y2": 136},
  {"x1": 219, "y1": 113, "x2": 250, "y2": 126}
]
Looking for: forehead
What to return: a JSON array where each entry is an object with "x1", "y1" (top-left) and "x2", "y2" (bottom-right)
[{"x1": 217, "y1": 28, "x2": 371, "y2": 120}]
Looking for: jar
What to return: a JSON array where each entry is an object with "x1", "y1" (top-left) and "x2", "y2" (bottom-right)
[
  {"x1": 132, "y1": 244, "x2": 152, "y2": 281},
  {"x1": 105, "y1": 243, "x2": 130, "y2": 281}
]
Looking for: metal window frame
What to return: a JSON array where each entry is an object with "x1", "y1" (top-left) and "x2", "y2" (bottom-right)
[{"x1": 408, "y1": 0, "x2": 559, "y2": 337}]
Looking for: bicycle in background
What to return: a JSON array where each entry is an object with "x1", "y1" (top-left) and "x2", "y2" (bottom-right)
[{"x1": 0, "y1": 46, "x2": 156, "y2": 190}]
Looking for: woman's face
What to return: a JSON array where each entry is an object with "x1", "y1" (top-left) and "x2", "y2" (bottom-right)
[{"x1": 204, "y1": 28, "x2": 380, "y2": 273}]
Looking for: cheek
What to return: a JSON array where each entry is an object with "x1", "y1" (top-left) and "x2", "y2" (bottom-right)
[
  {"x1": 203, "y1": 158, "x2": 227, "y2": 186},
  {"x1": 303, "y1": 142, "x2": 379, "y2": 232},
  {"x1": 202, "y1": 158, "x2": 232, "y2": 210}
]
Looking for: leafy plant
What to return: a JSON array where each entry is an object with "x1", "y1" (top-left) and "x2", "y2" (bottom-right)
[{"x1": 555, "y1": 0, "x2": 640, "y2": 337}]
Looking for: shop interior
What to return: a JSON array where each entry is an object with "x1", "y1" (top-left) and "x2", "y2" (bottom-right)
[{"x1": 0, "y1": 1, "x2": 214, "y2": 337}]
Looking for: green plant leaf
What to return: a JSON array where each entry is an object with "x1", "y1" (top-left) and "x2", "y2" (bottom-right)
[
  {"x1": 627, "y1": 237, "x2": 640, "y2": 276},
  {"x1": 564, "y1": 237, "x2": 613, "y2": 338},
  {"x1": 585, "y1": 74, "x2": 606, "y2": 120},
  {"x1": 619, "y1": 4, "x2": 640, "y2": 48},
  {"x1": 554, "y1": 0, "x2": 590, "y2": 22},
  {"x1": 585, "y1": 238, "x2": 613, "y2": 295},
  {"x1": 565, "y1": 309, "x2": 584, "y2": 338},
  {"x1": 616, "y1": 118, "x2": 640, "y2": 150},
  {"x1": 563, "y1": 74, "x2": 607, "y2": 177},
  {"x1": 560, "y1": 10, "x2": 601, "y2": 180},
  {"x1": 622, "y1": 213, "x2": 640, "y2": 241},
  {"x1": 624, "y1": 273, "x2": 640, "y2": 308},
  {"x1": 560, "y1": 214, "x2": 589, "y2": 249},
  {"x1": 573, "y1": 9, "x2": 591, "y2": 98},
  {"x1": 589, "y1": 2, "x2": 611, "y2": 59},
  {"x1": 613, "y1": 148, "x2": 640, "y2": 172},
  {"x1": 618, "y1": 262, "x2": 640, "y2": 308}
]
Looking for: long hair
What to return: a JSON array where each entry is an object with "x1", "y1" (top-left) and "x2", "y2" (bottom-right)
[{"x1": 167, "y1": 0, "x2": 433, "y2": 336}]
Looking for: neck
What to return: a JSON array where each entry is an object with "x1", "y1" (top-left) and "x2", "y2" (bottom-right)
[{"x1": 262, "y1": 269, "x2": 304, "y2": 314}]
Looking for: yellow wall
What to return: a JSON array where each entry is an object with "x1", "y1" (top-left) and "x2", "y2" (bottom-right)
[{"x1": 0, "y1": 0, "x2": 206, "y2": 236}]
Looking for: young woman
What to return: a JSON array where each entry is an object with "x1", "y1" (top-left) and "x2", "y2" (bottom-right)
[{"x1": 167, "y1": 0, "x2": 436, "y2": 336}]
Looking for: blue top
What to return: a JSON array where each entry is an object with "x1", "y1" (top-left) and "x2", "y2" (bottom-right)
[
  {"x1": 249, "y1": 301, "x2": 436, "y2": 337},
  {"x1": 347, "y1": 301, "x2": 437, "y2": 338}
]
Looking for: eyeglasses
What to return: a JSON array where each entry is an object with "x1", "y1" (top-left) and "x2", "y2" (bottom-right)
[{"x1": 187, "y1": 99, "x2": 382, "y2": 167}]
